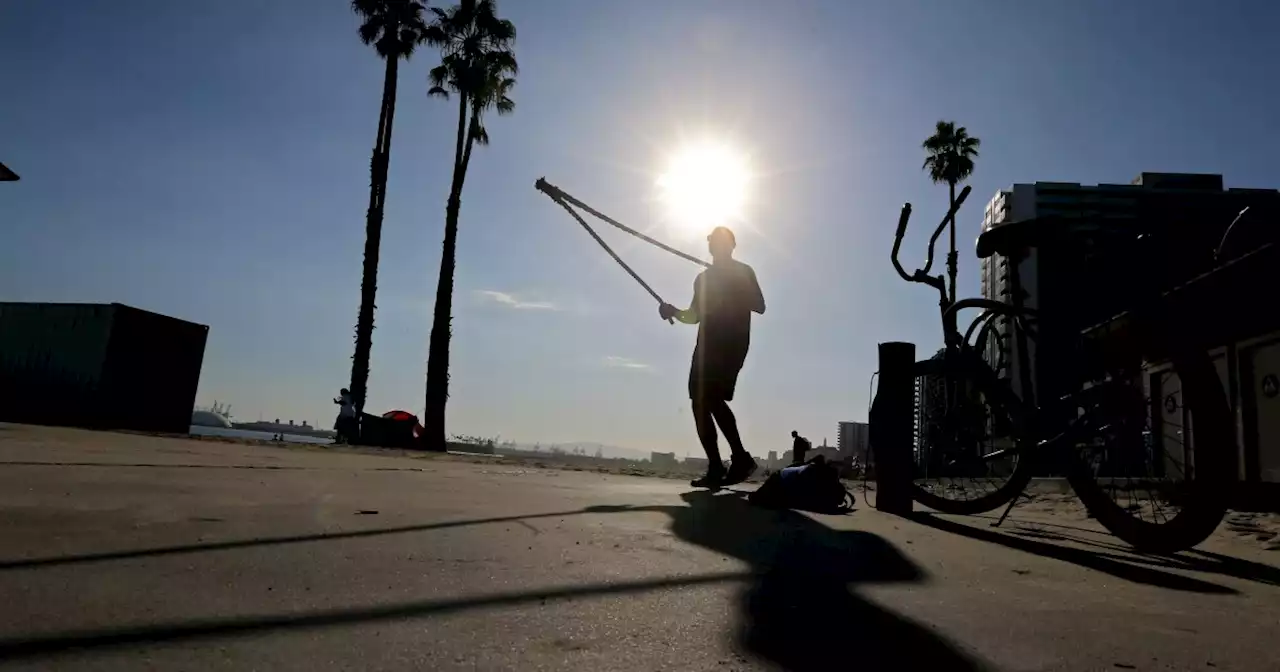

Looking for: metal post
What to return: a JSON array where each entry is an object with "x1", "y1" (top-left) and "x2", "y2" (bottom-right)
[{"x1": 870, "y1": 341, "x2": 916, "y2": 515}]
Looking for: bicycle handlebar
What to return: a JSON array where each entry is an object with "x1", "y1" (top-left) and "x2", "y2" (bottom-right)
[
  {"x1": 922, "y1": 185, "x2": 971, "y2": 275},
  {"x1": 890, "y1": 185, "x2": 972, "y2": 294},
  {"x1": 891, "y1": 204, "x2": 913, "y2": 282},
  {"x1": 895, "y1": 203, "x2": 912, "y2": 240}
]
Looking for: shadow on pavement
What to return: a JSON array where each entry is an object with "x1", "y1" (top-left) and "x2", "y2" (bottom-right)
[
  {"x1": 0, "y1": 492, "x2": 989, "y2": 669},
  {"x1": 909, "y1": 513, "x2": 1238, "y2": 594},
  {"x1": 0, "y1": 509, "x2": 605, "y2": 570},
  {"x1": 995, "y1": 524, "x2": 1280, "y2": 588},
  {"x1": 614, "y1": 491, "x2": 988, "y2": 671},
  {"x1": 0, "y1": 572, "x2": 749, "y2": 660}
]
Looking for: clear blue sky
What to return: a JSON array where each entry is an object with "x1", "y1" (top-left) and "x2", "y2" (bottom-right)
[{"x1": 3, "y1": 1, "x2": 1278, "y2": 454}]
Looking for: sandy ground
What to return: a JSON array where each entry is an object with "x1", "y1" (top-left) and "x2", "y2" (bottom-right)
[
  {"x1": 2, "y1": 423, "x2": 1278, "y2": 671},
  {"x1": 1007, "y1": 491, "x2": 1280, "y2": 552}
]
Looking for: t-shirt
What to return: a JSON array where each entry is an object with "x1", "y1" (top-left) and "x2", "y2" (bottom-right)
[{"x1": 691, "y1": 259, "x2": 764, "y2": 357}]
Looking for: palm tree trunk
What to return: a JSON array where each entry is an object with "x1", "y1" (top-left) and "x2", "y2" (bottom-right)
[
  {"x1": 422, "y1": 94, "x2": 471, "y2": 451},
  {"x1": 947, "y1": 180, "x2": 957, "y2": 303},
  {"x1": 350, "y1": 56, "x2": 399, "y2": 417},
  {"x1": 458, "y1": 109, "x2": 480, "y2": 182}
]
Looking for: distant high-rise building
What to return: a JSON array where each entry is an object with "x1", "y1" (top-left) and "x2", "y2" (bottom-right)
[
  {"x1": 837, "y1": 421, "x2": 870, "y2": 463},
  {"x1": 650, "y1": 451, "x2": 678, "y2": 468},
  {"x1": 979, "y1": 173, "x2": 1280, "y2": 403},
  {"x1": 684, "y1": 456, "x2": 709, "y2": 471}
]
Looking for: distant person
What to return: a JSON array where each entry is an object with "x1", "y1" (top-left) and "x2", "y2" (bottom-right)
[
  {"x1": 659, "y1": 226, "x2": 765, "y2": 488},
  {"x1": 333, "y1": 388, "x2": 357, "y2": 444},
  {"x1": 790, "y1": 430, "x2": 812, "y2": 466}
]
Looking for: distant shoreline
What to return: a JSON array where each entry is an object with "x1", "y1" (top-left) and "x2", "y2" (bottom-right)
[{"x1": 231, "y1": 422, "x2": 335, "y2": 439}]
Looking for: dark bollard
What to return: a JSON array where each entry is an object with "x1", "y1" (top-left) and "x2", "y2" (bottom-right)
[{"x1": 870, "y1": 341, "x2": 916, "y2": 515}]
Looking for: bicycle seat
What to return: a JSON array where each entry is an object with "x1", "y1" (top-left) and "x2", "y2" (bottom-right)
[{"x1": 975, "y1": 216, "x2": 1125, "y2": 258}]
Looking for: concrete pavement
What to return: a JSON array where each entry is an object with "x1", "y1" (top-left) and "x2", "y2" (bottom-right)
[{"x1": 0, "y1": 424, "x2": 1277, "y2": 671}]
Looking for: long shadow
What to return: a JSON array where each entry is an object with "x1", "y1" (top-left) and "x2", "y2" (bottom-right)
[
  {"x1": 618, "y1": 492, "x2": 989, "y2": 671},
  {"x1": 997, "y1": 525, "x2": 1280, "y2": 588},
  {"x1": 0, "y1": 494, "x2": 987, "y2": 669},
  {"x1": 909, "y1": 513, "x2": 1237, "y2": 594},
  {"x1": 0, "y1": 572, "x2": 748, "y2": 660},
  {"x1": 0, "y1": 508, "x2": 625, "y2": 570},
  {"x1": 0, "y1": 460, "x2": 317, "y2": 471}
]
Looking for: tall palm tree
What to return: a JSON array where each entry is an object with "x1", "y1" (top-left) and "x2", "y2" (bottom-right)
[
  {"x1": 349, "y1": 0, "x2": 428, "y2": 417},
  {"x1": 922, "y1": 120, "x2": 981, "y2": 301},
  {"x1": 421, "y1": 0, "x2": 517, "y2": 451}
]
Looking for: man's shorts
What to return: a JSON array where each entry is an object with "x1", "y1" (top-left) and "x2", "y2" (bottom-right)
[{"x1": 688, "y1": 346, "x2": 748, "y2": 403}]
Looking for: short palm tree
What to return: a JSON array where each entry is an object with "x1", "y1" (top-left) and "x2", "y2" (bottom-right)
[
  {"x1": 348, "y1": 0, "x2": 428, "y2": 418},
  {"x1": 922, "y1": 120, "x2": 980, "y2": 301},
  {"x1": 421, "y1": 0, "x2": 517, "y2": 451}
]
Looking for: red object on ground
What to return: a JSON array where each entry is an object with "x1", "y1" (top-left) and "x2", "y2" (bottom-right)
[{"x1": 381, "y1": 410, "x2": 424, "y2": 439}]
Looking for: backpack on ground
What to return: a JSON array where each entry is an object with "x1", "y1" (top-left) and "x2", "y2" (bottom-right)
[{"x1": 748, "y1": 455, "x2": 854, "y2": 514}]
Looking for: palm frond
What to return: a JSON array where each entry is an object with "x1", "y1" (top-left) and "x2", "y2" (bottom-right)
[
  {"x1": 427, "y1": 1, "x2": 518, "y2": 141},
  {"x1": 353, "y1": 0, "x2": 428, "y2": 59},
  {"x1": 921, "y1": 119, "x2": 980, "y2": 185},
  {"x1": 428, "y1": 63, "x2": 452, "y2": 89},
  {"x1": 357, "y1": 21, "x2": 381, "y2": 46}
]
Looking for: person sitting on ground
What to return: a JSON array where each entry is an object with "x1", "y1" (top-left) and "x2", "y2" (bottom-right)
[{"x1": 790, "y1": 430, "x2": 812, "y2": 466}]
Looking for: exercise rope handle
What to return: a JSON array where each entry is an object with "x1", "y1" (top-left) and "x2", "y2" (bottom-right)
[
  {"x1": 535, "y1": 177, "x2": 711, "y2": 270},
  {"x1": 535, "y1": 178, "x2": 710, "y2": 324}
]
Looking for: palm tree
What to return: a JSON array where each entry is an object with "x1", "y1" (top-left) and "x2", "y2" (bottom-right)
[
  {"x1": 922, "y1": 120, "x2": 981, "y2": 301},
  {"x1": 421, "y1": 0, "x2": 517, "y2": 451},
  {"x1": 348, "y1": 0, "x2": 428, "y2": 418}
]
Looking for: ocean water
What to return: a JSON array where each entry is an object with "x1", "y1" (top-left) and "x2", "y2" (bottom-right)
[{"x1": 189, "y1": 425, "x2": 332, "y2": 445}]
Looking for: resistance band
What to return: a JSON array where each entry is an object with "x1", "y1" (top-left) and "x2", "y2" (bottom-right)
[{"x1": 534, "y1": 178, "x2": 709, "y2": 308}]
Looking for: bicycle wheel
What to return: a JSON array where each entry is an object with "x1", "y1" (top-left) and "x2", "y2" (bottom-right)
[
  {"x1": 910, "y1": 353, "x2": 1036, "y2": 515},
  {"x1": 1066, "y1": 310, "x2": 1234, "y2": 553}
]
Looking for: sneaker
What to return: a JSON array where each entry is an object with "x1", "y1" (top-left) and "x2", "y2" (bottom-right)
[
  {"x1": 691, "y1": 465, "x2": 726, "y2": 488},
  {"x1": 722, "y1": 456, "x2": 759, "y2": 486}
]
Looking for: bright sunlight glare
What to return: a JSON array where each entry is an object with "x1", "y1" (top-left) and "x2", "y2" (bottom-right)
[{"x1": 655, "y1": 141, "x2": 752, "y2": 236}]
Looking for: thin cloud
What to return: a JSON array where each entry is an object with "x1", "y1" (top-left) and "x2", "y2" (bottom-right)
[
  {"x1": 603, "y1": 355, "x2": 651, "y2": 371},
  {"x1": 474, "y1": 290, "x2": 558, "y2": 311}
]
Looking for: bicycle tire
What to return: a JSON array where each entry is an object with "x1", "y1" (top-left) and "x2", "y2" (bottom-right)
[
  {"x1": 908, "y1": 354, "x2": 1036, "y2": 515},
  {"x1": 1066, "y1": 313, "x2": 1234, "y2": 554}
]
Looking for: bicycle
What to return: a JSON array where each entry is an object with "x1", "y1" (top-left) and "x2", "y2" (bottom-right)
[{"x1": 889, "y1": 190, "x2": 1238, "y2": 553}]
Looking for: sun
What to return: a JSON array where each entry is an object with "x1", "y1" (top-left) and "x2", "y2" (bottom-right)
[{"x1": 654, "y1": 140, "x2": 752, "y2": 237}]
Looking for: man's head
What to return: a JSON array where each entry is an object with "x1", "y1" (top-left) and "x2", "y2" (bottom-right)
[
  {"x1": 340, "y1": 388, "x2": 350, "y2": 396},
  {"x1": 791, "y1": 430, "x2": 798, "y2": 438},
  {"x1": 707, "y1": 226, "x2": 736, "y2": 261}
]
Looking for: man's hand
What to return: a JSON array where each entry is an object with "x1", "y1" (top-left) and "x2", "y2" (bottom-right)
[{"x1": 658, "y1": 303, "x2": 677, "y2": 323}]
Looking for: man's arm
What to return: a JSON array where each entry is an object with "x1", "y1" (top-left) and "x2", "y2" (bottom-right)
[
  {"x1": 747, "y1": 266, "x2": 765, "y2": 315},
  {"x1": 674, "y1": 275, "x2": 702, "y2": 324},
  {"x1": 660, "y1": 276, "x2": 701, "y2": 325}
]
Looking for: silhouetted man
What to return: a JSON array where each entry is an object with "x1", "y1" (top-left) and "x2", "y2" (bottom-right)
[
  {"x1": 790, "y1": 430, "x2": 811, "y2": 466},
  {"x1": 660, "y1": 226, "x2": 765, "y2": 487}
]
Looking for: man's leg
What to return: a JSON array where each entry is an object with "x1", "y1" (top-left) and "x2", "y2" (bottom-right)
[
  {"x1": 693, "y1": 398, "x2": 722, "y2": 467},
  {"x1": 691, "y1": 398, "x2": 726, "y2": 486},
  {"x1": 707, "y1": 399, "x2": 748, "y2": 461},
  {"x1": 710, "y1": 399, "x2": 758, "y2": 485}
]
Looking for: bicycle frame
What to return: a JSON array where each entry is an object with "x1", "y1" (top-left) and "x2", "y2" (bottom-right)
[
  {"x1": 892, "y1": 191, "x2": 1045, "y2": 470},
  {"x1": 891, "y1": 187, "x2": 1037, "y2": 380}
]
